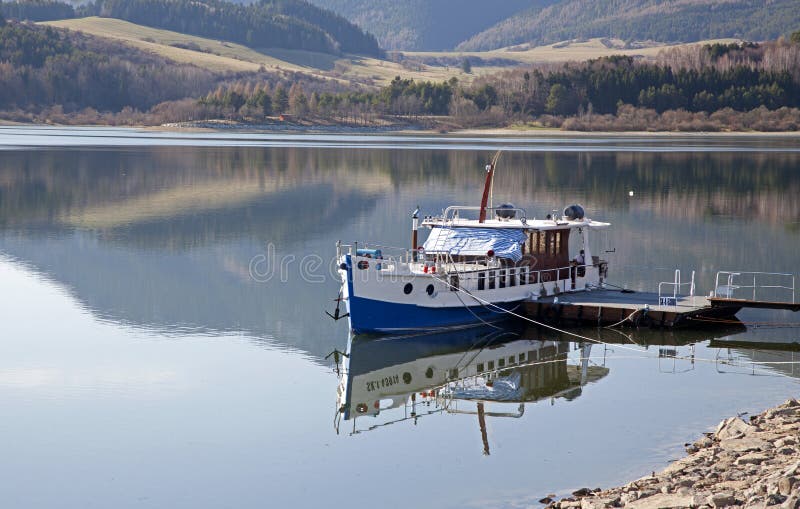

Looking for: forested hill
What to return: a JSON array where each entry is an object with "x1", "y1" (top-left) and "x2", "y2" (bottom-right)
[
  {"x1": 305, "y1": 0, "x2": 800, "y2": 51},
  {"x1": 457, "y1": 0, "x2": 800, "y2": 51},
  {"x1": 304, "y1": 0, "x2": 536, "y2": 51},
  {"x1": 0, "y1": 0, "x2": 75, "y2": 22},
  {"x1": 0, "y1": 19, "x2": 220, "y2": 114},
  {"x1": 0, "y1": 0, "x2": 382, "y2": 57}
]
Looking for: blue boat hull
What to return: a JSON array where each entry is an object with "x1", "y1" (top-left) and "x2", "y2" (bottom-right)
[{"x1": 347, "y1": 294, "x2": 520, "y2": 335}]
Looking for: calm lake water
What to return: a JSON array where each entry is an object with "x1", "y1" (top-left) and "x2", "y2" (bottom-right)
[{"x1": 1, "y1": 127, "x2": 799, "y2": 509}]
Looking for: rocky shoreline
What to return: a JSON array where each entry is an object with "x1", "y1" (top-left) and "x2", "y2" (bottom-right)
[{"x1": 545, "y1": 399, "x2": 800, "y2": 509}]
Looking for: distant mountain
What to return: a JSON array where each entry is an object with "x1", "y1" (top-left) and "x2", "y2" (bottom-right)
[
  {"x1": 304, "y1": 0, "x2": 536, "y2": 51},
  {"x1": 304, "y1": 0, "x2": 800, "y2": 51},
  {"x1": 457, "y1": 0, "x2": 800, "y2": 51}
]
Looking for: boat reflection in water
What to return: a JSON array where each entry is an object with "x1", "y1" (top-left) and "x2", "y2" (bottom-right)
[
  {"x1": 335, "y1": 321, "x2": 609, "y2": 448},
  {"x1": 709, "y1": 322, "x2": 800, "y2": 379},
  {"x1": 334, "y1": 319, "x2": 763, "y2": 448}
]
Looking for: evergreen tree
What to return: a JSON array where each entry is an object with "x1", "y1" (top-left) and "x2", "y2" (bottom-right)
[
  {"x1": 272, "y1": 86, "x2": 289, "y2": 114},
  {"x1": 288, "y1": 83, "x2": 308, "y2": 117},
  {"x1": 545, "y1": 84, "x2": 570, "y2": 115}
]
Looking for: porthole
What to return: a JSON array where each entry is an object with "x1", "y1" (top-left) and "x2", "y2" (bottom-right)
[
  {"x1": 426, "y1": 284, "x2": 435, "y2": 296},
  {"x1": 403, "y1": 372, "x2": 412, "y2": 384},
  {"x1": 403, "y1": 283, "x2": 413, "y2": 294}
]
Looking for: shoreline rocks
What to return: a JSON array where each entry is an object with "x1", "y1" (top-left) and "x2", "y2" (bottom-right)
[{"x1": 547, "y1": 399, "x2": 800, "y2": 509}]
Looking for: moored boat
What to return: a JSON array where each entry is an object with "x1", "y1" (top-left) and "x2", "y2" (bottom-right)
[{"x1": 336, "y1": 155, "x2": 611, "y2": 335}]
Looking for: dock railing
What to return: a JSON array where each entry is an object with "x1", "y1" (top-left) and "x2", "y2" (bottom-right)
[
  {"x1": 657, "y1": 269, "x2": 696, "y2": 306},
  {"x1": 713, "y1": 271, "x2": 796, "y2": 304}
]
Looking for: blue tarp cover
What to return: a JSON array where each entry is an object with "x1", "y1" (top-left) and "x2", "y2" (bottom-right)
[{"x1": 422, "y1": 227, "x2": 526, "y2": 262}]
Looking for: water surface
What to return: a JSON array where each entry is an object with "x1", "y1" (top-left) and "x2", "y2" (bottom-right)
[{"x1": 0, "y1": 127, "x2": 799, "y2": 508}]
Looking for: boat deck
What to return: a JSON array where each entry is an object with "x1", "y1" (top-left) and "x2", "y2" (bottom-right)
[{"x1": 523, "y1": 289, "x2": 740, "y2": 328}]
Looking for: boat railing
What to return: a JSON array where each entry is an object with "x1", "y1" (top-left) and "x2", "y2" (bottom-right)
[
  {"x1": 657, "y1": 269, "x2": 696, "y2": 306},
  {"x1": 440, "y1": 259, "x2": 590, "y2": 294},
  {"x1": 713, "y1": 271, "x2": 796, "y2": 303},
  {"x1": 340, "y1": 241, "x2": 593, "y2": 290},
  {"x1": 440, "y1": 205, "x2": 528, "y2": 224},
  {"x1": 337, "y1": 241, "x2": 416, "y2": 265}
]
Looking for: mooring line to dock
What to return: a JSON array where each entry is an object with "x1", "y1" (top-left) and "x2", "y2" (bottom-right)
[
  {"x1": 432, "y1": 275, "x2": 660, "y2": 356},
  {"x1": 603, "y1": 308, "x2": 644, "y2": 328}
]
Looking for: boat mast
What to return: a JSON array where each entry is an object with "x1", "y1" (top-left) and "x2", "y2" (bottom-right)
[
  {"x1": 411, "y1": 206, "x2": 419, "y2": 260},
  {"x1": 478, "y1": 151, "x2": 502, "y2": 223}
]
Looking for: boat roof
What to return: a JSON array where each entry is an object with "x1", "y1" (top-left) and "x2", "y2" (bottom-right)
[{"x1": 421, "y1": 217, "x2": 611, "y2": 231}]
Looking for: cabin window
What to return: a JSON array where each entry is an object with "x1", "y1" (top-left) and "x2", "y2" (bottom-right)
[
  {"x1": 477, "y1": 363, "x2": 484, "y2": 373},
  {"x1": 488, "y1": 360, "x2": 495, "y2": 371},
  {"x1": 499, "y1": 269, "x2": 506, "y2": 288},
  {"x1": 488, "y1": 270, "x2": 496, "y2": 290},
  {"x1": 508, "y1": 355, "x2": 515, "y2": 364},
  {"x1": 498, "y1": 358, "x2": 505, "y2": 368},
  {"x1": 530, "y1": 230, "x2": 569, "y2": 260},
  {"x1": 478, "y1": 272, "x2": 485, "y2": 290},
  {"x1": 449, "y1": 275, "x2": 459, "y2": 291},
  {"x1": 450, "y1": 368, "x2": 458, "y2": 379},
  {"x1": 518, "y1": 352, "x2": 526, "y2": 362}
]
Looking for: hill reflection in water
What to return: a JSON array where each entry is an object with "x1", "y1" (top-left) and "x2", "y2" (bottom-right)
[{"x1": 0, "y1": 141, "x2": 798, "y2": 358}]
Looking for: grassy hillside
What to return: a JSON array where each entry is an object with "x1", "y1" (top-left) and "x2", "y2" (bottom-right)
[
  {"x1": 458, "y1": 0, "x2": 800, "y2": 51},
  {"x1": 43, "y1": 17, "x2": 471, "y2": 85},
  {"x1": 404, "y1": 38, "x2": 741, "y2": 65},
  {"x1": 44, "y1": 17, "x2": 741, "y2": 88}
]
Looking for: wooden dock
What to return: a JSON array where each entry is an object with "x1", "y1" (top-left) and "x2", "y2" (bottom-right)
[{"x1": 523, "y1": 290, "x2": 742, "y2": 328}]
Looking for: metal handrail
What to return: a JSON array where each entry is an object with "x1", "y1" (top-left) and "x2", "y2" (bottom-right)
[
  {"x1": 441, "y1": 205, "x2": 528, "y2": 223},
  {"x1": 346, "y1": 244, "x2": 592, "y2": 293},
  {"x1": 714, "y1": 271, "x2": 796, "y2": 303},
  {"x1": 657, "y1": 269, "x2": 696, "y2": 305}
]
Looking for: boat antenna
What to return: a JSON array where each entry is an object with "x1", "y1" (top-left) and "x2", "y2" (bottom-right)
[{"x1": 479, "y1": 150, "x2": 502, "y2": 223}]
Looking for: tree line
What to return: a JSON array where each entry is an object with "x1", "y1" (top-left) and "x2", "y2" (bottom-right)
[
  {"x1": 0, "y1": 20, "x2": 220, "y2": 114},
  {"x1": 0, "y1": 0, "x2": 75, "y2": 22}
]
